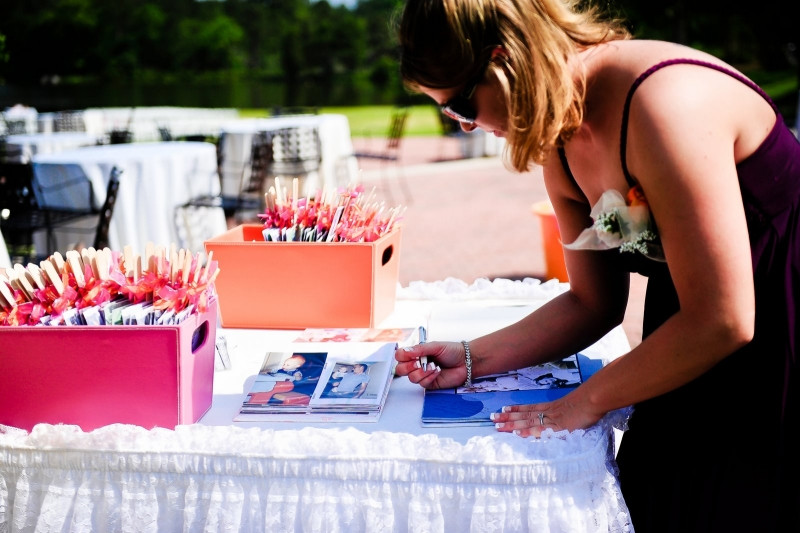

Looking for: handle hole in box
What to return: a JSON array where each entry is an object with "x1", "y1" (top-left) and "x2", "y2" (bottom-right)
[
  {"x1": 191, "y1": 321, "x2": 209, "y2": 353},
  {"x1": 381, "y1": 245, "x2": 394, "y2": 266}
]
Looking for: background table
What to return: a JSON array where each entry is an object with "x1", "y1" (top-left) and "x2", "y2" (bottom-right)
[
  {"x1": 0, "y1": 279, "x2": 633, "y2": 532},
  {"x1": 218, "y1": 114, "x2": 358, "y2": 198},
  {"x1": 31, "y1": 142, "x2": 227, "y2": 255},
  {"x1": 1, "y1": 132, "x2": 100, "y2": 164}
]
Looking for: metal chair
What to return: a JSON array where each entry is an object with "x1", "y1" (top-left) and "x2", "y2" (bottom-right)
[
  {"x1": 268, "y1": 126, "x2": 323, "y2": 198},
  {"x1": 181, "y1": 131, "x2": 274, "y2": 224},
  {"x1": 0, "y1": 166, "x2": 122, "y2": 262},
  {"x1": 53, "y1": 110, "x2": 86, "y2": 132},
  {"x1": 354, "y1": 107, "x2": 412, "y2": 205},
  {"x1": 1, "y1": 137, "x2": 37, "y2": 212}
]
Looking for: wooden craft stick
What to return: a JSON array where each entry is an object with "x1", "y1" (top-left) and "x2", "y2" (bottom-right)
[
  {"x1": 39, "y1": 259, "x2": 64, "y2": 295},
  {"x1": 134, "y1": 255, "x2": 142, "y2": 282},
  {"x1": 144, "y1": 242, "x2": 155, "y2": 273},
  {"x1": 94, "y1": 252, "x2": 109, "y2": 281},
  {"x1": 200, "y1": 251, "x2": 213, "y2": 282},
  {"x1": 206, "y1": 266, "x2": 220, "y2": 285},
  {"x1": 66, "y1": 250, "x2": 85, "y2": 288},
  {"x1": 170, "y1": 249, "x2": 178, "y2": 283},
  {"x1": 123, "y1": 245, "x2": 135, "y2": 276},
  {"x1": 181, "y1": 251, "x2": 192, "y2": 285},
  {"x1": 19, "y1": 262, "x2": 42, "y2": 291},
  {"x1": 0, "y1": 276, "x2": 15, "y2": 309},
  {"x1": 26, "y1": 263, "x2": 46, "y2": 291},
  {"x1": 13, "y1": 263, "x2": 36, "y2": 300},
  {"x1": 101, "y1": 248, "x2": 113, "y2": 274},
  {"x1": 51, "y1": 252, "x2": 66, "y2": 272},
  {"x1": 190, "y1": 253, "x2": 202, "y2": 284},
  {"x1": 82, "y1": 247, "x2": 98, "y2": 280},
  {"x1": 148, "y1": 254, "x2": 158, "y2": 276}
]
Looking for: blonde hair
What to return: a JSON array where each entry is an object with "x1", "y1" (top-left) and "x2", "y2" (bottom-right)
[{"x1": 398, "y1": 0, "x2": 630, "y2": 171}]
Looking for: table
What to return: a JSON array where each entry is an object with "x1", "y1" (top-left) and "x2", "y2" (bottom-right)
[
  {"x1": 218, "y1": 114, "x2": 359, "y2": 198},
  {"x1": 31, "y1": 142, "x2": 227, "y2": 255},
  {"x1": 0, "y1": 279, "x2": 633, "y2": 532},
  {"x1": 80, "y1": 107, "x2": 241, "y2": 142},
  {"x1": 1, "y1": 132, "x2": 99, "y2": 164}
]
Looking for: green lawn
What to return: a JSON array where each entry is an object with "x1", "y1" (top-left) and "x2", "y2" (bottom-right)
[
  {"x1": 238, "y1": 73, "x2": 799, "y2": 137},
  {"x1": 239, "y1": 105, "x2": 446, "y2": 137}
]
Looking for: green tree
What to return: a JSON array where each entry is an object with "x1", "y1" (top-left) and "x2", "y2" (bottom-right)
[{"x1": 174, "y1": 15, "x2": 245, "y2": 72}]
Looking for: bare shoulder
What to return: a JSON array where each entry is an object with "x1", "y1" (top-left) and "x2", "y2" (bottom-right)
[{"x1": 616, "y1": 42, "x2": 776, "y2": 162}]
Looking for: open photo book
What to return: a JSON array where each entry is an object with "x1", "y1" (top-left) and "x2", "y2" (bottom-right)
[
  {"x1": 421, "y1": 352, "x2": 601, "y2": 426},
  {"x1": 235, "y1": 341, "x2": 399, "y2": 423}
]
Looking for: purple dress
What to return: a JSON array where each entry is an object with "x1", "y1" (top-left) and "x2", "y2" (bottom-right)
[
  {"x1": 608, "y1": 60, "x2": 800, "y2": 532},
  {"x1": 561, "y1": 59, "x2": 800, "y2": 531}
]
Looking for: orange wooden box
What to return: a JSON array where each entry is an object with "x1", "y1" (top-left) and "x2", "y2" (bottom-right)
[{"x1": 204, "y1": 224, "x2": 402, "y2": 329}]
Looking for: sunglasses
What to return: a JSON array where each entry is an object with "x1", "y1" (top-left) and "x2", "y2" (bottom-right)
[{"x1": 440, "y1": 60, "x2": 490, "y2": 124}]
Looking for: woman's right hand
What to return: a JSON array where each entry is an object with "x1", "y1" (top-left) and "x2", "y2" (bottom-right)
[{"x1": 394, "y1": 341, "x2": 468, "y2": 389}]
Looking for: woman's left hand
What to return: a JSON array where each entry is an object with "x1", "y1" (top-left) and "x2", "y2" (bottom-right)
[{"x1": 490, "y1": 395, "x2": 602, "y2": 437}]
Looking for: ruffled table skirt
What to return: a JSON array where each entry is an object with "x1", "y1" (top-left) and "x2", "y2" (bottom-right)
[{"x1": 0, "y1": 422, "x2": 631, "y2": 532}]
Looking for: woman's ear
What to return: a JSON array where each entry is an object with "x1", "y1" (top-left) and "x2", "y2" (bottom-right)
[{"x1": 491, "y1": 46, "x2": 509, "y2": 60}]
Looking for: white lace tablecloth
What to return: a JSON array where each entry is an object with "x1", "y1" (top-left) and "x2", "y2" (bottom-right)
[{"x1": 0, "y1": 278, "x2": 634, "y2": 532}]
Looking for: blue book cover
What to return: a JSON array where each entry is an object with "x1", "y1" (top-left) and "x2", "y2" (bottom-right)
[{"x1": 421, "y1": 353, "x2": 602, "y2": 426}]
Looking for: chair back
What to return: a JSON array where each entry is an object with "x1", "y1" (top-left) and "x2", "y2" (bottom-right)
[
  {"x1": 241, "y1": 131, "x2": 274, "y2": 196},
  {"x1": 93, "y1": 166, "x2": 122, "y2": 250},
  {"x1": 386, "y1": 108, "x2": 409, "y2": 151},
  {"x1": 0, "y1": 136, "x2": 36, "y2": 211},
  {"x1": 1, "y1": 117, "x2": 27, "y2": 135},
  {"x1": 53, "y1": 111, "x2": 86, "y2": 132},
  {"x1": 158, "y1": 126, "x2": 173, "y2": 141},
  {"x1": 270, "y1": 126, "x2": 322, "y2": 179}
]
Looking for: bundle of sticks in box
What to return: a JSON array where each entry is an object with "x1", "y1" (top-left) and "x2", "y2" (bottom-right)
[
  {"x1": 0, "y1": 244, "x2": 218, "y2": 327},
  {"x1": 259, "y1": 179, "x2": 404, "y2": 243}
]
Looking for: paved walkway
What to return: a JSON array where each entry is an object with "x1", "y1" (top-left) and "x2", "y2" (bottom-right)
[{"x1": 352, "y1": 135, "x2": 646, "y2": 348}]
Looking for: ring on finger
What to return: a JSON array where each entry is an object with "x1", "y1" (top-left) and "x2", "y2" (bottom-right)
[{"x1": 538, "y1": 412, "x2": 545, "y2": 426}]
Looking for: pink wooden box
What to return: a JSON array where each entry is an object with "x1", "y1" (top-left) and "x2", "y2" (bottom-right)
[{"x1": 0, "y1": 306, "x2": 217, "y2": 432}]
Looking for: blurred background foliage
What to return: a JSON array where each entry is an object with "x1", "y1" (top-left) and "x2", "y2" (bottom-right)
[{"x1": 0, "y1": 0, "x2": 797, "y2": 122}]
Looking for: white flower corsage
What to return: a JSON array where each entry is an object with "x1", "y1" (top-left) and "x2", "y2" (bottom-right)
[{"x1": 564, "y1": 187, "x2": 665, "y2": 261}]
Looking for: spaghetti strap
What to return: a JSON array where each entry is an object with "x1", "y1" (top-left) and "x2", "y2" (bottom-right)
[
  {"x1": 557, "y1": 147, "x2": 579, "y2": 185},
  {"x1": 619, "y1": 58, "x2": 779, "y2": 187}
]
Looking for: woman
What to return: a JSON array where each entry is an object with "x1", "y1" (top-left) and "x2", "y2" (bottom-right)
[{"x1": 393, "y1": 0, "x2": 800, "y2": 530}]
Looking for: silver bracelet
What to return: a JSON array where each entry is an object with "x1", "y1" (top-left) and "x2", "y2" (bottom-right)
[{"x1": 461, "y1": 340, "x2": 473, "y2": 387}]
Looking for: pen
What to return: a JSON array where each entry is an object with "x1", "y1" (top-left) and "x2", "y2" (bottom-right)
[{"x1": 418, "y1": 326, "x2": 428, "y2": 368}]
